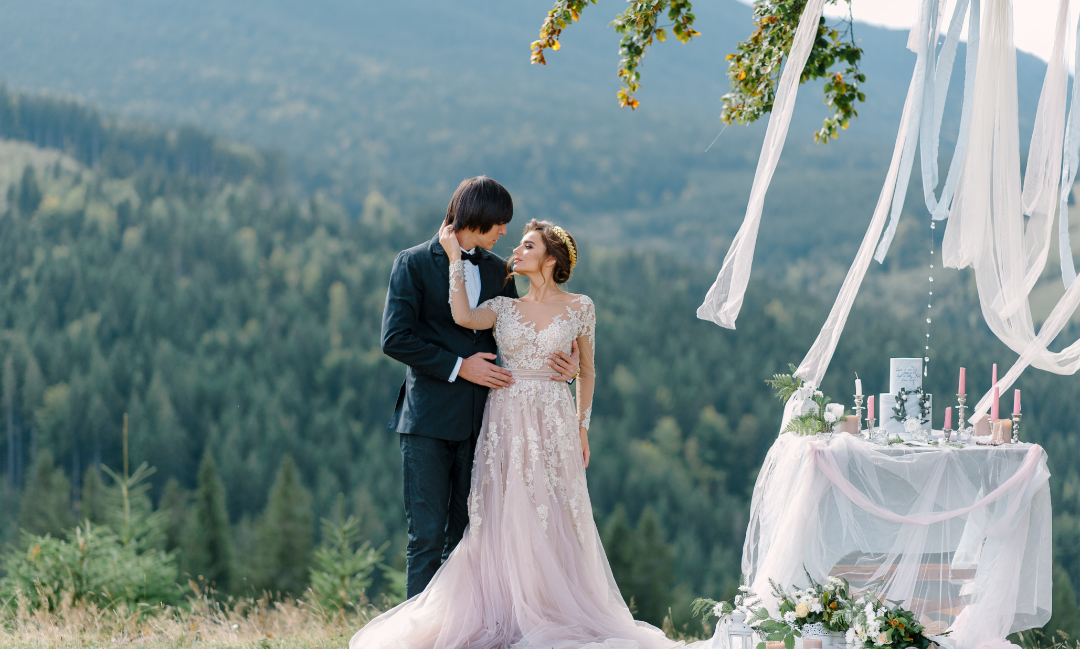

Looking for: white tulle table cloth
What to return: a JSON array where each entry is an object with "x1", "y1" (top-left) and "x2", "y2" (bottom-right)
[{"x1": 742, "y1": 433, "x2": 1051, "y2": 648}]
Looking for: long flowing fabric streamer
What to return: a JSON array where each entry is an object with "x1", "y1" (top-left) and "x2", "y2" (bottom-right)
[
  {"x1": 923, "y1": 0, "x2": 974, "y2": 219},
  {"x1": 697, "y1": 0, "x2": 827, "y2": 328},
  {"x1": 1058, "y1": 8, "x2": 1080, "y2": 287},
  {"x1": 874, "y1": 0, "x2": 940, "y2": 262},
  {"x1": 795, "y1": 0, "x2": 941, "y2": 387},
  {"x1": 942, "y1": 0, "x2": 1080, "y2": 420}
]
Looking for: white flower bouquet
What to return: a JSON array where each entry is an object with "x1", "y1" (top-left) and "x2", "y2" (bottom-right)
[
  {"x1": 846, "y1": 594, "x2": 947, "y2": 649},
  {"x1": 768, "y1": 574, "x2": 854, "y2": 635}
]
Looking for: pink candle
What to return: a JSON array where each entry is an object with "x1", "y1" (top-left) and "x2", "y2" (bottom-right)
[
  {"x1": 944, "y1": 406, "x2": 953, "y2": 430},
  {"x1": 868, "y1": 395, "x2": 874, "y2": 421},
  {"x1": 1014, "y1": 389, "x2": 1021, "y2": 414},
  {"x1": 958, "y1": 367, "x2": 966, "y2": 395},
  {"x1": 992, "y1": 363, "x2": 998, "y2": 387},
  {"x1": 991, "y1": 386, "x2": 1000, "y2": 421}
]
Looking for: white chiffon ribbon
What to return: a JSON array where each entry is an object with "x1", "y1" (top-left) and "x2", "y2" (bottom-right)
[
  {"x1": 697, "y1": 0, "x2": 827, "y2": 329},
  {"x1": 796, "y1": 0, "x2": 944, "y2": 387},
  {"x1": 942, "y1": 0, "x2": 1080, "y2": 421}
]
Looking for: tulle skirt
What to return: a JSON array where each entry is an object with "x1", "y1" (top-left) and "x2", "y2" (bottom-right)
[{"x1": 349, "y1": 370, "x2": 687, "y2": 649}]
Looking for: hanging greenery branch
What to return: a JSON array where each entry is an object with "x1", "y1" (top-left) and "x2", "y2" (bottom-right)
[
  {"x1": 722, "y1": 0, "x2": 864, "y2": 143},
  {"x1": 532, "y1": 0, "x2": 864, "y2": 140},
  {"x1": 531, "y1": 0, "x2": 699, "y2": 110},
  {"x1": 610, "y1": 1, "x2": 699, "y2": 109},
  {"x1": 530, "y1": 1, "x2": 598, "y2": 66}
]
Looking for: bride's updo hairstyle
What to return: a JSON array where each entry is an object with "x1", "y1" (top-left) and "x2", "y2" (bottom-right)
[{"x1": 519, "y1": 219, "x2": 578, "y2": 285}]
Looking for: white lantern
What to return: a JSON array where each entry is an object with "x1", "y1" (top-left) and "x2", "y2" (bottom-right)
[{"x1": 725, "y1": 609, "x2": 756, "y2": 649}]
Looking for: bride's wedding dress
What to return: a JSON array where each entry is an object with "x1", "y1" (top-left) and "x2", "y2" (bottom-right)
[{"x1": 350, "y1": 261, "x2": 689, "y2": 649}]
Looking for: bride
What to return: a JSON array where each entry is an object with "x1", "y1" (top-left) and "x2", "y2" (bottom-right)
[{"x1": 350, "y1": 219, "x2": 690, "y2": 648}]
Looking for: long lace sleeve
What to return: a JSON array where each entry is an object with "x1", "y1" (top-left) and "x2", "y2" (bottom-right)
[
  {"x1": 575, "y1": 298, "x2": 596, "y2": 430},
  {"x1": 448, "y1": 259, "x2": 498, "y2": 329}
]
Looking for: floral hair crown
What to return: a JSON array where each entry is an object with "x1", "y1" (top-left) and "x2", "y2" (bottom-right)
[{"x1": 551, "y1": 225, "x2": 577, "y2": 269}]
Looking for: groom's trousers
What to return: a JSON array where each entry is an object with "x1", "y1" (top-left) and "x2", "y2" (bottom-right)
[{"x1": 400, "y1": 433, "x2": 476, "y2": 597}]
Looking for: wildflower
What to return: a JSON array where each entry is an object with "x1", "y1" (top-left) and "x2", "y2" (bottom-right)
[
  {"x1": 784, "y1": 611, "x2": 797, "y2": 624},
  {"x1": 889, "y1": 619, "x2": 899, "y2": 627},
  {"x1": 829, "y1": 601, "x2": 838, "y2": 610},
  {"x1": 810, "y1": 598, "x2": 823, "y2": 613},
  {"x1": 713, "y1": 602, "x2": 726, "y2": 618},
  {"x1": 846, "y1": 629, "x2": 857, "y2": 644}
]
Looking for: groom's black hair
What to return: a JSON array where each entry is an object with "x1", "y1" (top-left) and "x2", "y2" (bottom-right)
[{"x1": 445, "y1": 176, "x2": 514, "y2": 233}]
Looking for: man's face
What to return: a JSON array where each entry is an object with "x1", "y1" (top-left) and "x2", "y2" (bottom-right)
[{"x1": 475, "y1": 222, "x2": 508, "y2": 250}]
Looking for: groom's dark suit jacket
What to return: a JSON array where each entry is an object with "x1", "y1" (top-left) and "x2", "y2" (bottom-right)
[{"x1": 382, "y1": 234, "x2": 519, "y2": 441}]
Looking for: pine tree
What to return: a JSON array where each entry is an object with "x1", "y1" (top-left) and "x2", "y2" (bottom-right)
[
  {"x1": 18, "y1": 449, "x2": 74, "y2": 537},
  {"x1": 1044, "y1": 563, "x2": 1080, "y2": 639},
  {"x1": 184, "y1": 449, "x2": 232, "y2": 592},
  {"x1": 253, "y1": 454, "x2": 313, "y2": 595},
  {"x1": 600, "y1": 505, "x2": 674, "y2": 626},
  {"x1": 80, "y1": 465, "x2": 107, "y2": 525},
  {"x1": 631, "y1": 507, "x2": 675, "y2": 625},
  {"x1": 158, "y1": 477, "x2": 189, "y2": 554},
  {"x1": 22, "y1": 356, "x2": 43, "y2": 462},
  {"x1": 601, "y1": 505, "x2": 638, "y2": 614},
  {"x1": 4, "y1": 356, "x2": 15, "y2": 487},
  {"x1": 17, "y1": 165, "x2": 41, "y2": 215}
]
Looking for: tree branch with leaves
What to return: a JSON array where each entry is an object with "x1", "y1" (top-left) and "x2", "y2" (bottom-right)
[{"x1": 532, "y1": 0, "x2": 865, "y2": 141}]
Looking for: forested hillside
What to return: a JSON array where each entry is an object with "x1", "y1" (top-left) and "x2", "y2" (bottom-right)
[
  {"x1": 0, "y1": 88, "x2": 1077, "y2": 636},
  {"x1": 0, "y1": 0, "x2": 1051, "y2": 265}
]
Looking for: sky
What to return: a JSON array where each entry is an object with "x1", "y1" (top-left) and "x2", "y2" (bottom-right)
[{"x1": 815, "y1": 0, "x2": 1066, "y2": 62}]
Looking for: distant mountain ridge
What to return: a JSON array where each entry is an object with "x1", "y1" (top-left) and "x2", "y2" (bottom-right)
[{"x1": 0, "y1": 0, "x2": 1051, "y2": 266}]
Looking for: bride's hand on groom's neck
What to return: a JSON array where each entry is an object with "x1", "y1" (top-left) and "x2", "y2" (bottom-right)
[{"x1": 439, "y1": 223, "x2": 462, "y2": 261}]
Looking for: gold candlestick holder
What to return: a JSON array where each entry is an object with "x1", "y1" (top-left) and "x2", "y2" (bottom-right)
[{"x1": 1011, "y1": 413, "x2": 1022, "y2": 444}]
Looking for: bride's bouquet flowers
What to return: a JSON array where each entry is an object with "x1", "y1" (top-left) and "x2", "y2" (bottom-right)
[{"x1": 847, "y1": 595, "x2": 947, "y2": 649}]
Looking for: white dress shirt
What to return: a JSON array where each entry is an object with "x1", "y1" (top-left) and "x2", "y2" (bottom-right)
[{"x1": 448, "y1": 247, "x2": 482, "y2": 382}]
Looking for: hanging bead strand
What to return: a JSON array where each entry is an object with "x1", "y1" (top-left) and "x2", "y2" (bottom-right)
[{"x1": 926, "y1": 218, "x2": 936, "y2": 377}]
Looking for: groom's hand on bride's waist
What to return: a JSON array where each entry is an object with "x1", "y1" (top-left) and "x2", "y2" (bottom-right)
[
  {"x1": 547, "y1": 340, "x2": 579, "y2": 383},
  {"x1": 459, "y1": 353, "x2": 515, "y2": 389}
]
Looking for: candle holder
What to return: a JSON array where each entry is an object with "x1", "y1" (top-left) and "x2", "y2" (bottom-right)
[
  {"x1": 854, "y1": 394, "x2": 865, "y2": 432},
  {"x1": 957, "y1": 394, "x2": 971, "y2": 443},
  {"x1": 1011, "y1": 413, "x2": 1022, "y2": 444}
]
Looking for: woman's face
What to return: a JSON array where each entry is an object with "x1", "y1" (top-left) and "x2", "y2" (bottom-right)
[{"x1": 512, "y1": 230, "x2": 554, "y2": 275}]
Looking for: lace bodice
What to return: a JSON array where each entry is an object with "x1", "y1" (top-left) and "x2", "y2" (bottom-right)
[{"x1": 449, "y1": 259, "x2": 596, "y2": 430}]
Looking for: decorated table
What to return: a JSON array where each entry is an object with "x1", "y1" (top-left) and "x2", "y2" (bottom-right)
[{"x1": 741, "y1": 432, "x2": 1051, "y2": 648}]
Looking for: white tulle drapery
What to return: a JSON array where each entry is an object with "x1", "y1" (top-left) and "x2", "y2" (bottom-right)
[
  {"x1": 696, "y1": 0, "x2": 827, "y2": 329},
  {"x1": 743, "y1": 434, "x2": 1052, "y2": 648},
  {"x1": 796, "y1": 0, "x2": 954, "y2": 388},
  {"x1": 940, "y1": 0, "x2": 1080, "y2": 421},
  {"x1": 699, "y1": 0, "x2": 1080, "y2": 413}
]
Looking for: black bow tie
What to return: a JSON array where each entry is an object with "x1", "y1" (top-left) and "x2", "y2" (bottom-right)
[{"x1": 460, "y1": 249, "x2": 481, "y2": 264}]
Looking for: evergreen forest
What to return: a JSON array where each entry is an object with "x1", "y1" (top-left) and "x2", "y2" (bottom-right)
[{"x1": 0, "y1": 84, "x2": 1076, "y2": 640}]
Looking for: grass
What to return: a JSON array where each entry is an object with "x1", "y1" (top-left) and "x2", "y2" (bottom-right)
[
  {"x1": 0, "y1": 587, "x2": 385, "y2": 649},
  {"x1": 0, "y1": 591, "x2": 716, "y2": 648}
]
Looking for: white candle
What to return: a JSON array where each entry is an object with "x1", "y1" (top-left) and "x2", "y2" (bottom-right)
[{"x1": 855, "y1": 378, "x2": 863, "y2": 397}]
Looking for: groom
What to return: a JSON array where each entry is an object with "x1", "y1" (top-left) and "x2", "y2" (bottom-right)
[{"x1": 381, "y1": 176, "x2": 580, "y2": 597}]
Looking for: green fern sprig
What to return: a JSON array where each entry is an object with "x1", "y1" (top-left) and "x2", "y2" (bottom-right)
[{"x1": 765, "y1": 363, "x2": 803, "y2": 403}]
